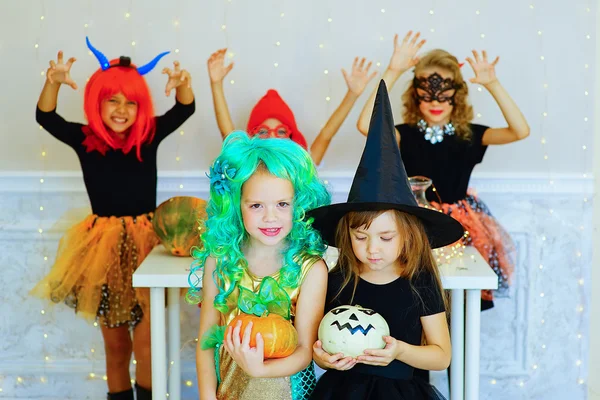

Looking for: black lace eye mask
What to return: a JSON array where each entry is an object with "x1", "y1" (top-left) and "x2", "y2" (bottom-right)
[{"x1": 413, "y1": 73, "x2": 461, "y2": 105}]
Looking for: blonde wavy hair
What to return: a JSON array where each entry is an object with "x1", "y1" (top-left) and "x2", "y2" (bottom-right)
[{"x1": 401, "y1": 49, "x2": 474, "y2": 140}]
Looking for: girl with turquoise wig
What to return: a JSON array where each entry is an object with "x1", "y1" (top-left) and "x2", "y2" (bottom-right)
[{"x1": 188, "y1": 131, "x2": 331, "y2": 400}]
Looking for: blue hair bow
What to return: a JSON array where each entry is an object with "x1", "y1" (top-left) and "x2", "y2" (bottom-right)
[{"x1": 206, "y1": 159, "x2": 237, "y2": 196}]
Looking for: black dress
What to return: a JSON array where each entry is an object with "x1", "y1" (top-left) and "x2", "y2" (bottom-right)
[
  {"x1": 310, "y1": 269, "x2": 447, "y2": 400},
  {"x1": 398, "y1": 123, "x2": 515, "y2": 309}
]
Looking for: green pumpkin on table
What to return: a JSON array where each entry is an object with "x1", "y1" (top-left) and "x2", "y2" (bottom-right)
[{"x1": 152, "y1": 196, "x2": 207, "y2": 257}]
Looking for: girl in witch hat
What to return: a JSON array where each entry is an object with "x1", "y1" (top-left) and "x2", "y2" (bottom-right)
[
  {"x1": 30, "y1": 37, "x2": 195, "y2": 400},
  {"x1": 308, "y1": 81, "x2": 463, "y2": 400},
  {"x1": 206, "y1": 48, "x2": 377, "y2": 165},
  {"x1": 357, "y1": 31, "x2": 529, "y2": 311}
]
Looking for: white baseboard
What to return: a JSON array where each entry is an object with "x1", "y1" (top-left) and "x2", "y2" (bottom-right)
[{"x1": 0, "y1": 170, "x2": 594, "y2": 194}]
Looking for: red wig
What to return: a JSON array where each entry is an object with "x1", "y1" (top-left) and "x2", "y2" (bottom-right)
[
  {"x1": 246, "y1": 89, "x2": 308, "y2": 150},
  {"x1": 83, "y1": 59, "x2": 156, "y2": 161}
]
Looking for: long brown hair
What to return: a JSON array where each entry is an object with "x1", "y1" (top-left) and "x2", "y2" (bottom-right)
[
  {"x1": 332, "y1": 210, "x2": 448, "y2": 315},
  {"x1": 401, "y1": 49, "x2": 474, "y2": 141}
]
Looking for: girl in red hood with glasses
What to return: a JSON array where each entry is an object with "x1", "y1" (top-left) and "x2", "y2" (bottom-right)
[{"x1": 206, "y1": 48, "x2": 377, "y2": 166}]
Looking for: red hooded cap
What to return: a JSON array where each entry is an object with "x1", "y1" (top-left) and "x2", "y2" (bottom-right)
[{"x1": 246, "y1": 89, "x2": 308, "y2": 149}]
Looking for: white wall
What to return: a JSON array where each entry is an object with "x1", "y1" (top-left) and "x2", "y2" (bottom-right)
[
  {"x1": 0, "y1": 0, "x2": 594, "y2": 175},
  {"x1": 0, "y1": 1, "x2": 596, "y2": 399}
]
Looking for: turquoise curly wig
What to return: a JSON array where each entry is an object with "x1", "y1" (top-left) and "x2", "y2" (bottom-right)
[{"x1": 186, "y1": 132, "x2": 331, "y2": 312}]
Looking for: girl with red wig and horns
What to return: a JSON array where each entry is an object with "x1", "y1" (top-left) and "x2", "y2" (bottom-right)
[
  {"x1": 206, "y1": 48, "x2": 377, "y2": 166},
  {"x1": 30, "y1": 37, "x2": 195, "y2": 400}
]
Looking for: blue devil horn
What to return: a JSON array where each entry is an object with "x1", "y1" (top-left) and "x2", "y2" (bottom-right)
[
  {"x1": 136, "y1": 51, "x2": 170, "y2": 76},
  {"x1": 85, "y1": 37, "x2": 110, "y2": 70}
]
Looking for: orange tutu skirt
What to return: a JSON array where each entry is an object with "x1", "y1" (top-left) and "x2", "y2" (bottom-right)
[
  {"x1": 30, "y1": 213, "x2": 160, "y2": 328},
  {"x1": 432, "y1": 194, "x2": 515, "y2": 303}
]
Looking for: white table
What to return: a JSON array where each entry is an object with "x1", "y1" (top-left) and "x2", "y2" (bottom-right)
[
  {"x1": 133, "y1": 245, "x2": 497, "y2": 400},
  {"x1": 132, "y1": 246, "x2": 193, "y2": 400},
  {"x1": 438, "y1": 246, "x2": 498, "y2": 400}
]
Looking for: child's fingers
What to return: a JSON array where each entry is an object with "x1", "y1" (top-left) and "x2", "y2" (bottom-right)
[
  {"x1": 66, "y1": 57, "x2": 77, "y2": 68},
  {"x1": 332, "y1": 356, "x2": 355, "y2": 370},
  {"x1": 324, "y1": 352, "x2": 345, "y2": 363},
  {"x1": 255, "y1": 332, "x2": 264, "y2": 354},
  {"x1": 241, "y1": 321, "x2": 253, "y2": 348},
  {"x1": 341, "y1": 68, "x2": 348, "y2": 81},
  {"x1": 357, "y1": 354, "x2": 386, "y2": 364},
  {"x1": 335, "y1": 357, "x2": 357, "y2": 371},
  {"x1": 465, "y1": 57, "x2": 476, "y2": 69},
  {"x1": 362, "y1": 348, "x2": 388, "y2": 357},
  {"x1": 224, "y1": 326, "x2": 234, "y2": 351},
  {"x1": 232, "y1": 321, "x2": 243, "y2": 347}
]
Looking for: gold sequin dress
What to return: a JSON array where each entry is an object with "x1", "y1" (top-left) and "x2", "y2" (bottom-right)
[{"x1": 215, "y1": 255, "x2": 321, "y2": 400}]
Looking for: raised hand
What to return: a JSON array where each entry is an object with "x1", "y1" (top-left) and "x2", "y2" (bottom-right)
[
  {"x1": 162, "y1": 61, "x2": 192, "y2": 97},
  {"x1": 342, "y1": 57, "x2": 378, "y2": 96},
  {"x1": 465, "y1": 50, "x2": 499, "y2": 86},
  {"x1": 387, "y1": 31, "x2": 426, "y2": 74},
  {"x1": 47, "y1": 51, "x2": 78, "y2": 90},
  {"x1": 207, "y1": 48, "x2": 234, "y2": 84}
]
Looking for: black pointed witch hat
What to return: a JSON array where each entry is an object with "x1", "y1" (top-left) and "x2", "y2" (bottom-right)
[{"x1": 307, "y1": 80, "x2": 464, "y2": 249}]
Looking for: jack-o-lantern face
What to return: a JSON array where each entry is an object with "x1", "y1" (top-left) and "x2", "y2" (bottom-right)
[{"x1": 318, "y1": 305, "x2": 390, "y2": 358}]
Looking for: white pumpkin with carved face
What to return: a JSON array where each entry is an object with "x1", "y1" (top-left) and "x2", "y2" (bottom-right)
[{"x1": 318, "y1": 305, "x2": 390, "y2": 358}]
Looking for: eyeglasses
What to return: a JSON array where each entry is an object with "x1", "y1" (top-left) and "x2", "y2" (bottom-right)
[{"x1": 250, "y1": 124, "x2": 291, "y2": 139}]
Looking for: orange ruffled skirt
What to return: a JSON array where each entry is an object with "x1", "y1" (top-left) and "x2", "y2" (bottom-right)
[
  {"x1": 432, "y1": 194, "x2": 515, "y2": 303},
  {"x1": 30, "y1": 213, "x2": 160, "y2": 328}
]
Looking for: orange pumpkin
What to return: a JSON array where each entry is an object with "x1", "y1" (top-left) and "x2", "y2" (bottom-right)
[
  {"x1": 228, "y1": 313, "x2": 298, "y2": 359},
  {"x1": 152, "y1": 196, "x2": 207, "y2": 257}
]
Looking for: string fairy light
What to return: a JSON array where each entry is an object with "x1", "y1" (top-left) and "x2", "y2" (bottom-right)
[
  {"x1": 508, "y1": 2, "x2": 594, "y2": 394},
  {"x1": 530, "y1": 7, "x2": 553, "y2": 390},
  {"x1": 173, "y1": 0, "x2": 184, "y2": 194},
  {"x1": 165, "y1": 336, "x2": 200, "y2": 392},
  {"x1": 372, "y1": 0, "x2": 389, "y2": 70},
  {"x1": 271, "y1": 0, "x2": 287, "y2": 84},
  {"x1": 429, "y1": 0, "x2": 437, "y2": 34},
  {"x1": 322, "y1": 0, "x2": 333, "y2": 118},
  {"x1": 574, "y1": 0, "x2": 593, "y2": 389},
  {"x1": 33, "y1": 1, "x2": 54, "y2": 390},
  {"x1": 127, "y1": 0, "x2": 135, "y2": 59}
]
